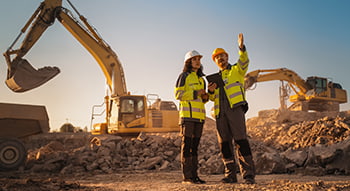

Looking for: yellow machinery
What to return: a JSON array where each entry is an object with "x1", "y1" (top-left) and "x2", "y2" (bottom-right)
[
  {"x1": 244, "y1": 68, "x2": 347, "y2": 112},
  {"x1": 3, "y1": 0, "x2": 179, "y2": 135}
]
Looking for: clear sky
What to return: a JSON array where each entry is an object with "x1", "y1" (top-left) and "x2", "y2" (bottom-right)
[{"x1": 1, "y1": 0, "x2": 350, "y2": 131}]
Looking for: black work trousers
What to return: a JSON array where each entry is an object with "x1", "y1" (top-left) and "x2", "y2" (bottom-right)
[
  {"x1": 216, "y1": 105, "x2": 255, "y2": 180},
  {"x1": 180, "y1": 121, "x2": 204, "y2": 179}
]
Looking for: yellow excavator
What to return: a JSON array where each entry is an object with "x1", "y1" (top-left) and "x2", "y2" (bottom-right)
[
  {"x1": 244, "y1": 68, "x2": 347, "y2": 112},
  {"x1": 3, "y1": 0, "x2": 179, "y2": 135}
]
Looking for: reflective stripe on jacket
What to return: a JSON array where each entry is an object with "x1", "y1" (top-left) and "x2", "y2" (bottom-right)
[
  {"x1": 175, "y1": 71, "x2": 206, "y2": 122},
  {"x1": 209, "y1": 49, "x2": 249, "y2": 117}
]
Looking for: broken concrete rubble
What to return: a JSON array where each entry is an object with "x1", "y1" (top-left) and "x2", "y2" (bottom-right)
[
  {"x1": 19, "y1": 110, "x2": 350, "y2": 177},
  {"x1": 281, "y1": 149, "x2": 308, "y2": 167},
  {"x1": 247, "y1": 109, "x2": 350, "y2": 175}
]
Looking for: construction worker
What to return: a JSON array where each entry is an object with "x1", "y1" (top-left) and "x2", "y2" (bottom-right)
[
  {"x1": 175, "y1": 50, "x2": 208, "y2": 184},
  {"x1": 207, "y1": 33, "x2": 256, "y2": 184}
]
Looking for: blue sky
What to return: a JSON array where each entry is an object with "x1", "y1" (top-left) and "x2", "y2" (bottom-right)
[{"x1": 1, "y1": 0, "x2": 350, "y2": 131}]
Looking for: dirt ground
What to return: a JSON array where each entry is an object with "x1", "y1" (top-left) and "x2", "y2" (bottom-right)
[{"x1": 1, "y1": 170, "x2": 350, "y2": 191}]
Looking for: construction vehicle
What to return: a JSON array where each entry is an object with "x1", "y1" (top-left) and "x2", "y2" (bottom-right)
[
  {"x1": 0, "y1": 102, "x2": 50, "y2": 170},
  {"x1": 244, "y1": 68, "x2": 347, "y2": 112},
  {"x1": 3, "y1": 0, "x2": 179, "y2": 135}
]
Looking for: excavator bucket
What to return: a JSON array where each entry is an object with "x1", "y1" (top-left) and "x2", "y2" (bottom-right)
[{"x1": 5, "y1": 58, "x2": 60, "y2": 92}]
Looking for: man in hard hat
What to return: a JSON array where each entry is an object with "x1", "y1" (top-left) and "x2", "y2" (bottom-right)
[
  {"x1": 175, "y1": 50, "x2": 208, "y2": 184},
  {"x1": 207, "y1": 33, "x2": 255, "y2": 184}
]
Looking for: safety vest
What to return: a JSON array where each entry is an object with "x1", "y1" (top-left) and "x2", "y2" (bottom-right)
[
  {"x1": 209, "y1": 50, "x2": 249, "y2": 117},
  {"x1": 175, "y1": 71, "x2": 206, "y2": 122}
]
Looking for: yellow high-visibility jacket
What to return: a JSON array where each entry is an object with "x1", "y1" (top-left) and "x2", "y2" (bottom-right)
[
  {"x1": 175, "y1": 71, "x2": 206, "y2": 122},
  {"x1": 209, "y1": 49, "x2": 249, "y2": 117}
]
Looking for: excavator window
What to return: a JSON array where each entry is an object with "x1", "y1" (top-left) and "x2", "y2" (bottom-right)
[
  {"x1": 307, "y1": 77, "x2": 327, "y2": 94},
  {"x1": 121, "y1": 100, "x2": 134, "y2": 113},
  {"x1": 331, "y1": 83, "x2": 343, "y2": 89},
  {"x1": 314, "y1": 78, "x2": 327, "y2": 94},
  {"x1": 119, "y1": 97, "x2": 146, "y2": 127},
  {"x1": 136, "y1": 100, "x2": 144, "y2": 112}
]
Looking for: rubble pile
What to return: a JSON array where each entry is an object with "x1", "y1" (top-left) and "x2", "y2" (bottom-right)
[
  {"x1": 247, "y1": 109, "x2": 350, "y2": 175},
  {"x1": 20, "y1": 111, "x2": 350, "y2": 176},
  {"x1": 247, "y1": 110, "x2": 350, "y2": 150},
  {"x1": 25, "y1": 133, "x2": 182, "y2": 175}
]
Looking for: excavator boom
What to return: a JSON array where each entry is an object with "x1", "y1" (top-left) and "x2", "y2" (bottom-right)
[
  {"x1": 3, "y1": 0, "x2": 127, "y2": 96},
  {"x1": 244, "y1": 68, "x2": 310, "y2": 94}
]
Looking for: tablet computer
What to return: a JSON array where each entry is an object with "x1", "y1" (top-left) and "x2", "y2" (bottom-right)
[{"x1": 206, "y1": 72, "x2": 224, "y2": 88}]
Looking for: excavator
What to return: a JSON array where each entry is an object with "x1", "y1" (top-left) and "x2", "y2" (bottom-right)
[
  {"x1": 244, "y1": 68, "x2": 347, "y2": 112},
  {"x1": 3, "y1": 0, "x2": 179, "y2": 135}
]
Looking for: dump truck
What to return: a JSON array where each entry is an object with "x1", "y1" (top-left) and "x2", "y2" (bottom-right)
[
  {"x1": 3, "y1": 0, "x2": 179, "y2": 135},
  {"x1": 244, "y1": 68, "x2": 347, "y2": 112},
  {"x1": 0, "y1": 102, "x2": 49, "y2": 170}
]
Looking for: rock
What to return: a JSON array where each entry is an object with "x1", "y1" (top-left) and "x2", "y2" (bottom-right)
[
  {"x1": 199, "y1": 155, "x2": 224, "y2": 175},
  {"x1": 281, "y1": 149, "x2": 308, "y2": 167},
  {"x1": 137, "y1": 156, "x2": 163, "y2": 170},
  {"x1": 296, "y1": 166, "x2": 326, "y2": 176},
  {"x1": 305, "y1": 145, "x2": 341, "y2": 167},
  {"x1": 137, "y1": 132, "x2": 148, "y2": 141},
  {"x1": 285, "y1": 163, "x2": 297, "y2": 173},
  {"x1": 35, "y1": 141, "x2": 64, "y2": 160},
  {"x1": 173, "y1": 137, "x2": 182, "y2": 147},
  {"x1": 159, "y1": 160, "x2": 170, "y2": 170},
  {"x1": 164, "y1": 150, "x2": 174, "y2": 157},
  {"x1": 86, "y1": 161, "x2": 99, "y2": 171},
  {"x1": 97, "y1": 146, "x2": 111, "y2": 157},
  {"x1": 325, "y1": 138, "x2": 350, "y2": 174},
  {"x1": 255, "y1": 152, "x2": 286, "y2": 174}
]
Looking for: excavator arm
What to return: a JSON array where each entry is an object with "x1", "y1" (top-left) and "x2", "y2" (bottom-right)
[
  {"x1": 3, "y1": 0, "x2": 61, "y2": 92},
  {"x1": 3, "y1": 0, "x2": 127, "y2": 97},
  {"x1": 244, "y1": 68, "x2": 311, "y2": 96}
]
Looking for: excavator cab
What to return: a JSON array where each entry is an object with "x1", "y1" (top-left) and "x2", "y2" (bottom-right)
[
  {"x1": 5, "y1": 57, "x2": 60, "y2": 92},
  {"x1": 118, "y1": 96, "x2": 146, "y2": 127}
]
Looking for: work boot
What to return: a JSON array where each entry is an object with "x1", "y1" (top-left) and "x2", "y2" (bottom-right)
[
  {"x1": 223, "y1": 158, "x2": 237, "y2": 183},
  {"x1": 182, "y1": 178, "x2": 195, "y2": 184},
  {"x1": 192, "y1": 177, "x2": 206, "y2": 184},
  {"x1": 221, "y1": 177, "x2": 237, "y2": 184},
  {"x1": 221, "y1": 161, "x2": 237, "y2": 183},
  {"x1": 235, "y1": 140, "x2": 256, "y2": 180},
  {"x1": 237, "y1": 155, "x2": 256, "y2": 182},
  {"x1": 243, "y1": 175, "x2": 256, "y2": 184},
  {"x1": 181, "y1": 157, "x2": 193, "y2": 181}
]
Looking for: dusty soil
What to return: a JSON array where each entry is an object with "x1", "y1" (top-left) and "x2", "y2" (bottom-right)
[{"x1": 1, "y1": 170, "x2": 350, "y2": 191}]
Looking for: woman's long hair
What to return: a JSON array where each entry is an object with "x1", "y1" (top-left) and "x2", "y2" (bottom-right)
[{"x1": 183, "y1": 60, "x2": 205, "y2": 77}]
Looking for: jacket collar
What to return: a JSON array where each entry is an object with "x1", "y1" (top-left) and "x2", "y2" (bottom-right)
[{"x1": 219, "y1": 63, "x2": 232, "y2": 73}]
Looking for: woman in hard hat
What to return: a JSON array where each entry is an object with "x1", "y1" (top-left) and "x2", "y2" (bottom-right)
[{"x1": 174, "y1": 50, "x2": 208, "y2": 184}]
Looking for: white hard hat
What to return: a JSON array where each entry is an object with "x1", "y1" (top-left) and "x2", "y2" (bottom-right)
[{"x1": 184, "y1": 50, "x2": 202, "y2": 63}]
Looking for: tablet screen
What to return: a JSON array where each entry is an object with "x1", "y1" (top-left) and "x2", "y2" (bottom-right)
[{"x1": 206, "y1": 73, "x2": 224, "y2": 88}]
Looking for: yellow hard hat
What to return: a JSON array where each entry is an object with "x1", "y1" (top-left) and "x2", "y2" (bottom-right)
[{"x1": 212, "y1": 48, "x2": 228, "y2": 61}]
